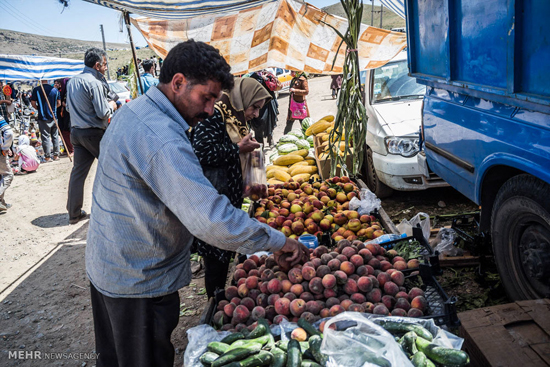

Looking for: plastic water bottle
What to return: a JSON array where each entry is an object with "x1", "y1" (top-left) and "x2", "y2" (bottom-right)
[
  {"x1": 298, "y1": 234, "x2": 319, "y2": 249},
  {"x1": 365, "y1": 233, "x2": 407, "y2": 245}
]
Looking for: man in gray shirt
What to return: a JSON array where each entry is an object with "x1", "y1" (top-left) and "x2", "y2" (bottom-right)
[
  {"x1": 86, "y1": 40, "x2": 307, "y2": 367},
  {"x1": 66, "y1": 47, "x2": 117, "y2": 224}
]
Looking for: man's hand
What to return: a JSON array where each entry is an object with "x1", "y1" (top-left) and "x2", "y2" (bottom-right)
[
  {"x1": 109, "y1": 101, "x2": 118, "y2": 111},
  {"x1": 274, "y1": 238, "x2": 310, "y2": 270},
  {"x1": 238, "y1": 133, "x2": 261, "y2": 153}
]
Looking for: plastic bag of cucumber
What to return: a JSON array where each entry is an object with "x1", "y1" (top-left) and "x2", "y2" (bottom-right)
[{"x1": 185, "y1": 312, "x2": 469, "y2": 367}]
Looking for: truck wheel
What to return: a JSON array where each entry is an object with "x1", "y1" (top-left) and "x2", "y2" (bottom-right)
[
  {"x1": 364, "y1": 149, "x2": 393, "y2": 199},
  {"x1": 491, "y1": 174, "x2": 550, "y2": 300}
]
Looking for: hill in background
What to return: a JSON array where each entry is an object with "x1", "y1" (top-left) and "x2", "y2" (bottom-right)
[{"x1": 322, "y1": 2, "x2": 405, "y2": 30}]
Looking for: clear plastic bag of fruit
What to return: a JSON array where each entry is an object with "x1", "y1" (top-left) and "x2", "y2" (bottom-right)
[{"x1": 242, "y1": 146, "x2": 268, "y2": 201}]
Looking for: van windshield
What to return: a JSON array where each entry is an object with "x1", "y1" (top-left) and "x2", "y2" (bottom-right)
[{"x1": 372, "y1": 60, "x2": 425, "y2": 103}]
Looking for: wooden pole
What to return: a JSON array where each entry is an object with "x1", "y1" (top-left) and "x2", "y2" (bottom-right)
[
  {"x1": 124, "y1": 11, "x2": 144, "y2": 95},
  {"x1": 39, "y1": 82, "x2": 72, "y2": 162}
]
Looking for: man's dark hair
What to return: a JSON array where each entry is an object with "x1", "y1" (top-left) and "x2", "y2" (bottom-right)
[
  {"x1": 84, "y1": 48, "x2": 107, "y2": 68},
  {"x1": 159, "y1": 40, "x2": 233, "y2": 91},
  {"x1": 142, "y1": 59, "x2": 154, "y2": 73}
]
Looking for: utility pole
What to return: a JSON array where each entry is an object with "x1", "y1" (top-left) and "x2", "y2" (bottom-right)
[
  {"x1": 99, "y1": 24, "x2": 111, "y2": 80},
  {"x1": 370, "y1": 0, "x2": 374, "y2": 27},
  {"x1": 380, "y1": 4, "x2": 383, "y2": 28}
]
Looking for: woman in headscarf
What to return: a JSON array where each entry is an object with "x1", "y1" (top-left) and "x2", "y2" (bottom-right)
[
  {"x1": 284, "y1": 71, "x2": 309, "y2": 134},
  {"x1": 246, "y1": 71, "x2": 282, "y2": 148},
  {"x1": 54, "y1": 78, "x2": 73, "y2": 157},
  {"x1": 191, "y1": 77, "x2": 272, "y2": 298},
  {"x1": 14, "y1": 134, "x2": 40, "y2": 174}
]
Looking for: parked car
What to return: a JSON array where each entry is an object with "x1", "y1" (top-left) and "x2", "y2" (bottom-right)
[
  {"x1": 360, "y1": 52, "x2": 448, "y2": 198},
  {"x1": 108, "y1": 81, "x2": 132, "y2": 105}
]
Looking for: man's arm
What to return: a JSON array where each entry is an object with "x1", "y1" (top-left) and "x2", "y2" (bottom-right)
[
  {"x1": 144, "y1": 139, "x2": 287, "y2": 254},
  {"x1": 90, "y1": 84, "x2": 113, "y2": 120},
  {"x1": 31, "y1": 101, "x2": 37, "y2": 109}
]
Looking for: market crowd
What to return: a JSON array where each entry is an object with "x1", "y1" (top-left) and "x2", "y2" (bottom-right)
[{"x1": 0, "y1": 41, "x2": 322, "y2": 366}]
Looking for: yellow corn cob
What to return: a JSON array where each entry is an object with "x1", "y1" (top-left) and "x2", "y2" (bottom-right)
[
  {"x1": 289, "y1": 165, "x2": 318, "y2": 176},
  {"x1": 273, "y1": 155, "x2": 304, "y2": 166},
  {"x1": 292, "y1": 173, "x2": 311, "y2": 182},
  {"x1": 293, "y1": 149, "x2": 309, "y2": 157},
  {"x1": 267, "y1": 178, "x2": 284, "y2": 185},
  {"x1": 273, "y1": 170, "x2": 292, "y2": 182}
]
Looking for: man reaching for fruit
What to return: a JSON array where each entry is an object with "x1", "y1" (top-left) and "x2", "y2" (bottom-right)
[{"x1": 85, "y1": 40, "x2": 308, "y2": 367}]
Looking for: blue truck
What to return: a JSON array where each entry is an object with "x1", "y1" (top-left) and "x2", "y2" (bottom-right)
[{"x1": 406, "y1": 0, "x2": 550, "y2": 300}]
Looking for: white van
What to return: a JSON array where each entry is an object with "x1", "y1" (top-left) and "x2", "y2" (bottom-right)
[{"x1": 361, "y1": 52, "x2": 448, "y2": 198}]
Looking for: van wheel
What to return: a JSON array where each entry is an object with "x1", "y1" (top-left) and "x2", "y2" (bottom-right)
[
  {"x1": 491, "y1": 174, "x2": 550, "y2": 300},
  {"x1": 364, "y1": 149, "x2": 393, "y2": 199}
]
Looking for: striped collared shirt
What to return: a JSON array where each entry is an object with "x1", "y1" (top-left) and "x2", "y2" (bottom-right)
[{"x1": 86, "y1": 86, "x2": 285, "y2": 298}]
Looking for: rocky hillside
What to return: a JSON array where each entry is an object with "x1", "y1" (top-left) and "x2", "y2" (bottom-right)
[{"x1": 0, "y1": 28, "x2": 128, "y2": 56}]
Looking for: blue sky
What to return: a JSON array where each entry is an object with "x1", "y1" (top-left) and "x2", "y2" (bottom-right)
[{"x1": 0, "y1": 0, "x2": 382, "y2": 47}]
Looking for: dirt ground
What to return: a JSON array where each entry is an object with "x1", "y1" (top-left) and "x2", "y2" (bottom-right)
[{"x1": 0, "y1": 76, "x2": 482, "y2": 366}]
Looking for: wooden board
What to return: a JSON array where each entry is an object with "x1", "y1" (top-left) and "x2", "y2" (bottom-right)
[{"x1": 459, "y1": 299, "x2": 550, "y2": 367}]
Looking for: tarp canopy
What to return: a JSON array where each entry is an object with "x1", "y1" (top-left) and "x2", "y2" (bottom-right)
[
  {"x1": 84, "y1": 0, "x2": 276, "y2": 19},
  {"x1": 131, "y1": 0, "x2": 407, "y2": 75},
  {"x1": 380, "y1": 0, "x2": 405, "y2": 19},
  {"x1": 0, "y1": 55, "x2": 84, "y2": 81}
]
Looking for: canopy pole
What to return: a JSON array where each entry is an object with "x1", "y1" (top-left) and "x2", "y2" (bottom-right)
[
  {"x1": 124, "y1": 11, "x2": 144, "y2": 95},
  {"x1": 39, "y1": 83, "x2": 72, "y2": 162}
]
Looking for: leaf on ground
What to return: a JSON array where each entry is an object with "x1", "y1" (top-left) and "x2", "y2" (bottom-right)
[{"x1": 197, "y1": 288, "x2": 206, "y2": 295}]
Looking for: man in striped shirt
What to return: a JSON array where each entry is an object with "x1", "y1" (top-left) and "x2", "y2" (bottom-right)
[{"x1": 86, "y1": 40, "x2": 308, "y2": 367}]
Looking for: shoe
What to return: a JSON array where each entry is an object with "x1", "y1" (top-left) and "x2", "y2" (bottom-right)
[
  {"x1": 0, "y1": 203, "x2": 7, "y2": 211},
  {"x1": 44, "y1": 157, "x2": 52, "y2": 163},
  {"x1": 53, "y1": 156, "x2": 59, "y2": 161},
  {"x1": 3, "y1": 203, "x2": 12, "y2": 209},
  {"x1": 69, "y1": 210, "x2": 88, "y2": 224}
]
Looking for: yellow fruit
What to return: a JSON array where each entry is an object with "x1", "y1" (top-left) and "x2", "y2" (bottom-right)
[
  {"x1": 311, "y1": 174, "x2": 321, "y2": 181},
  {"x1": 289, "y1": 161, "x2": 309, "y2": 170},
  {"x1": 274, "y1": 155, "x2": 304, "y2": 166},
  {"x1": 267, "y1": 178, "x2": 284, "y2": 185},
  {"x1": 293, "y1": 149, "x2": 309, "y2": 157},
  {"x1": 273, "y1": 170, "x2": 292, "y2": 182},
  {"x1": 267, "y1": 168, "x2": 289, "y2": 179},
  {"x1": 305, "y1": 158, "x2": 316, "y2": 166},
  {"x1": 289, "y1": 165, "x2": 318, "y2": 176},
  {"x1": 321, "y1": 134, "x2": 329, "y2": 142},
  {"x1": 266, "y1": 165, "x2": 289, "y2": 172},
  {"x1": 321, "y1": 141, "x2": 329, "y2": 149},
  {"x1": 319, "y1": 115, "x2": 335, "y2": 122},
  {"x1": 306, "y1": 120, "x2": 332, "y2": 136},
  {"x1": 292, "y1": 173, "x2": 311, "y2": 181}
]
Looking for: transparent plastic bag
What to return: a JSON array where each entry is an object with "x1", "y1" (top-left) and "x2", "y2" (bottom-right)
[
  {"x1": 183, "y1": 324, "x2": 229, "y2": 367},
  {"x1": 349, "y1": 188, "x2": 381, "y2": 215},
  {"x1": 321, "y1": 312, "x2": 414, "y2": 367},
  {"x1": 242, "y1": 146, "x2": 267, "y2": 201},
  {"x1": 397, "y1": 212, "x2": 431, "y2": 241},
  {"x1": 433, "y1": 228, "x2": 462, "y2": 256}
]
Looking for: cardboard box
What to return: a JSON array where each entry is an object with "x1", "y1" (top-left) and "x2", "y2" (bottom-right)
[
  {"x1": 313, "y1": 136, "x2": 353, "y2": 180},
  {"x1": 459, "y1": 299, "x2": 550, "y2": 367}
]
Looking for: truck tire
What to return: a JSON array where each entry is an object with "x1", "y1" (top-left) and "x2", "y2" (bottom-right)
[
  {"x1": 491, "y1": 174, "x2": 550, "y2": 300},
  {"x1": 364, "y1": 149, "x2": 393, "y2": 199}
]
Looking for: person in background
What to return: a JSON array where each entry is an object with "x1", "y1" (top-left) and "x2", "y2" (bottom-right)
[
  {"x1": 191, "y1": 77, "x2": 271, "y2": 298},
  {"x1": 86, "y1": 40, "x2": 307, "y2": 367},
  {"x1": 284, "y1": 71, "x2": 309, "y2": 134},
  {"x1": 331, "y1": 74, "x2": 343, "y2": 99},
  {"x1": 0, "y1": 114, "x2": 14, "y2": 211},
  {"x1": 0, "y1": 81, "x2": 12, "y2": 125},
  {"x1": 22, "y1": 91, "x2": 31, "y2": 107},
  {"x1": 247, "y1": 71, "x2": 281, "y2": 148},
  {"x1": 14, "y1": 135, "x2": 40, "y2": 175},
  {"x1": 138, "y1": 59, "x2": 159, "y2": 95},
  {"x1": 66, "y1": 47, "x2": 117, "y2": 225},
  {"x1": 55, "y1": 79, "x2": 73, "y2": 158},
  {"x1": 31, "y1": 80, "x2": 61, "y2": 162}
]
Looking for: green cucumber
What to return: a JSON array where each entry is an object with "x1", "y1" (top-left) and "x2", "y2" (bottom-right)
[
  {"x1": 199, "y1": 351, "x2": 219, "y2": 366},
  {"x1": 376, "y1": 320, "x2": 434, "y2": 341},
  {"x1": 227, "y1": 335, "x2": 271, "y2": 351},
  {"x1": 207, "y1": 341, "x2": 230, "y2": 355},
  {"x1": 298, "y1": 318, "x2": 321, "y2": 337},
  {"x1": 410, "y1": 351, "x2": 428, "y2": 367},
  {"x1": 221, "y1": 332, "x2": 245, "y2": 345},
  {"x1": 271, "y1": 347, "x2": 287, "y2": 367},
  {"x1": 286, "y1": 339, "x2": 302, "y2": 367},
  {"x1": 211, "y1": 344, "x2": 262, "y2": 367},
  {"x1": 241, "y1": 328, "x2": 251, "y2": 338},
  {"x1": 308, "y1": 335, "x2": 327, "y2": 366},
  {"x1": 257, "y1": 319, "x2": 272, "y2": 335},
  {"x1": 302, "y1": 360, "x2": 322, "y2": 367},
  {"x1": 247, "y1": 323, "x2": 268, "y2": 339},
  {"x1": 416, "y1": 337, "x2": 470, "y2": 366},
  {"x1": 238, "y1": 350, "x2": 273, "y2": 367},
  {"x1": 403, "y1": 331, "x2": 418, "y2": 355},
  {"x1": 277, "y1": 340, "x2": 310, "y2": 353}
]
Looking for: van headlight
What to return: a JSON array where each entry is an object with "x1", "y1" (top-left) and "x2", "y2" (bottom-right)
[{"x1": 385, "y1": 136, "x2": 420, "y2": 157}]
